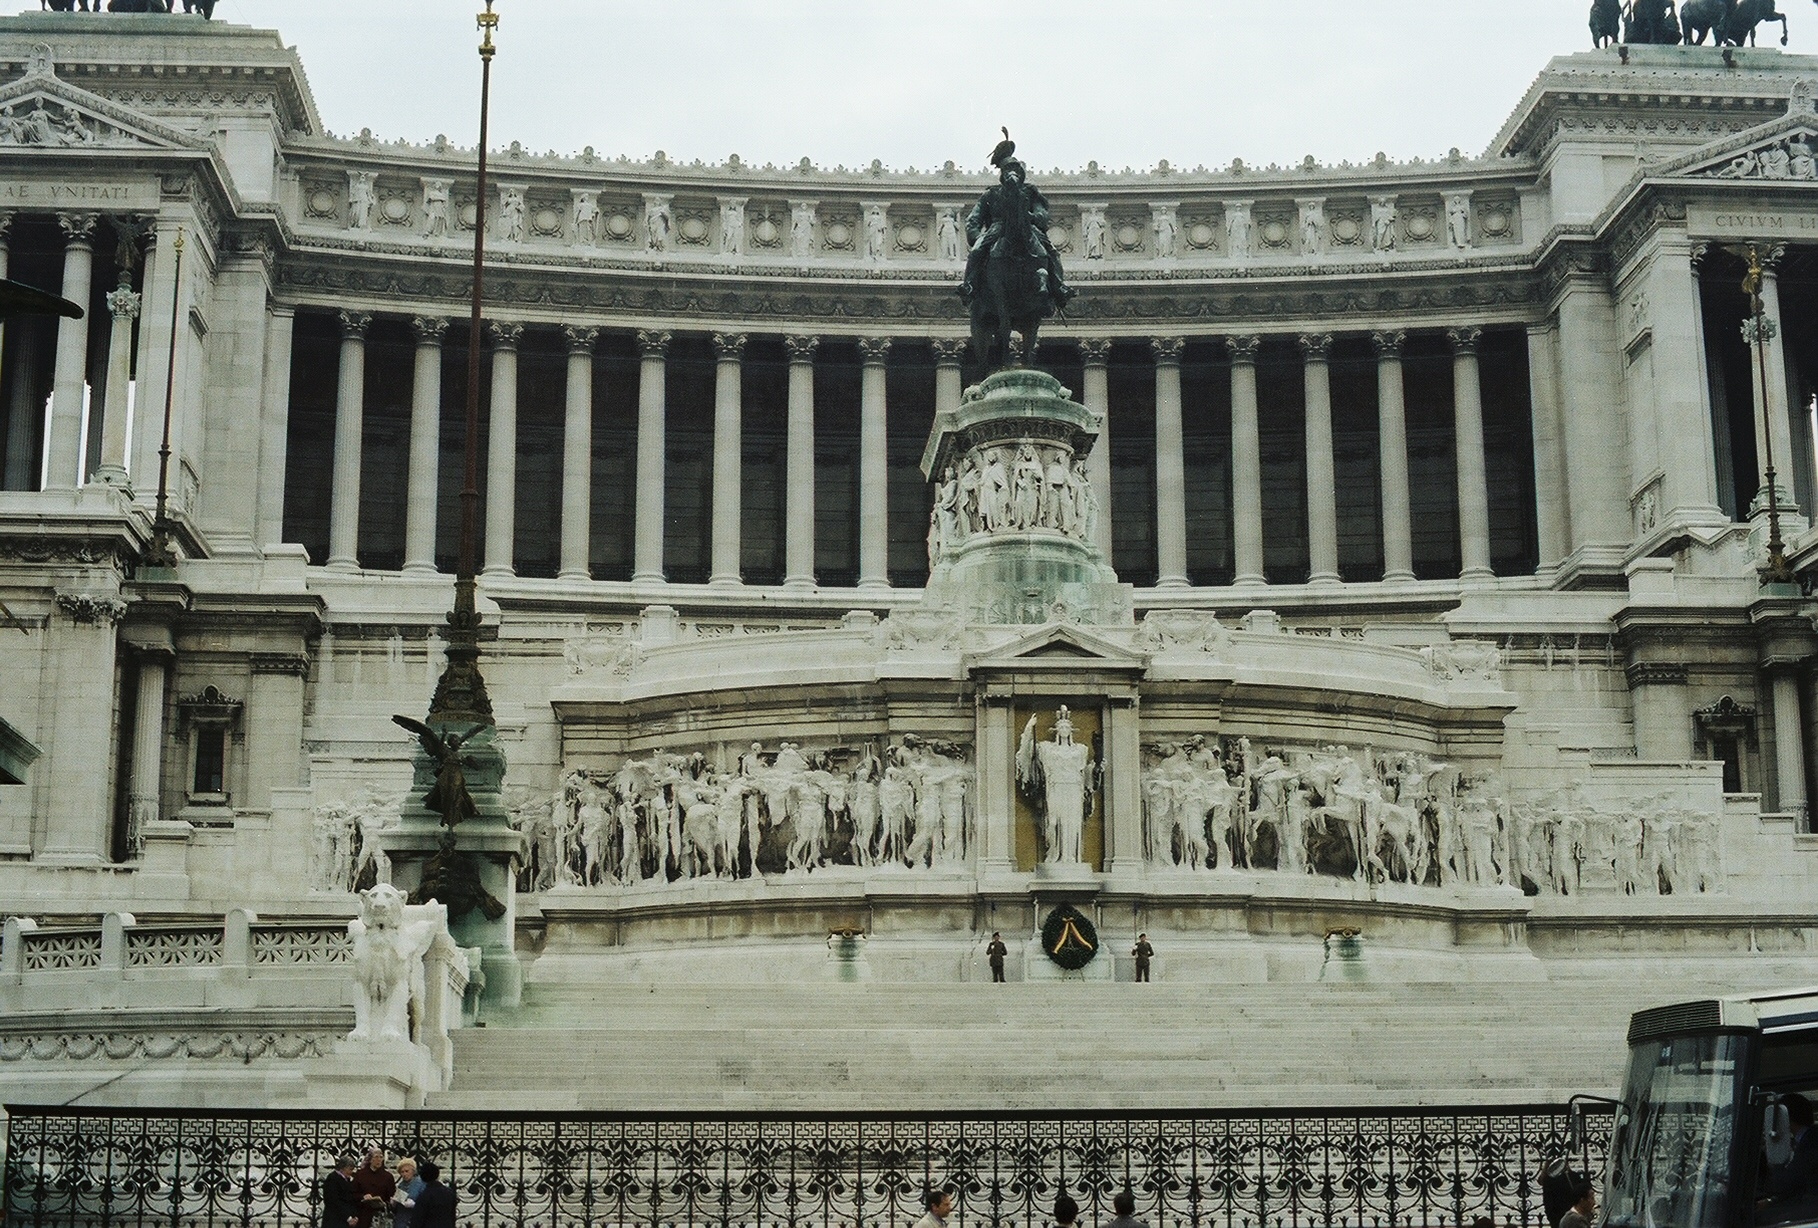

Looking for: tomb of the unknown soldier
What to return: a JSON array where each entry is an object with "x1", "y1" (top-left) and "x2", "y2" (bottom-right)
[{"x1": 1, "y1": 4, "x2": 1817, "y2": 1226}]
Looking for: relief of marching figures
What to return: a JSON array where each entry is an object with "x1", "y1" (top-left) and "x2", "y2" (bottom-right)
[
  {"x1": 928, "y1": 444, "x2": 1099, "y2": 567},
  {"x1": 1143, "y1": 737, "x2": 1723, "y2": 896},
  {"x1": 516, "y1": 738, "x2": 974, "y2": 890}
]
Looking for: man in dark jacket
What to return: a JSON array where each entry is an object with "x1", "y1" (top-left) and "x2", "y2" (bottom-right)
[
  {"x1": 1132, "y1": 934, "x2": 1154, "y2": 983},
  {"x1": 1105, "y1": 1189, "x2": 1148, "y2": 1228},
  {"x1": 322, "y1": 1155, "x2": 360, "y2": 1228},
  {"x1": 986, "y1": 932, "x2": 1008, "y2": 983},
  {"x1": 414, "y1": 1162, "x2": 457, "y2": 1228},
  {"x1": 1764, "y1": 1093, "x2": 1818, "y2": 1223}
]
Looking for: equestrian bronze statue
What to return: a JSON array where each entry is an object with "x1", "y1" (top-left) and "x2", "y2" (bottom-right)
[{"x1": 959, "y1": 129, "x2": 1072, "y2": 370}]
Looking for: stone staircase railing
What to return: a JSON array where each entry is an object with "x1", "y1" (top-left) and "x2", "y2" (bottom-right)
[{"x1": 0, "y1": 910, "x2": 475, "y2": 1107}]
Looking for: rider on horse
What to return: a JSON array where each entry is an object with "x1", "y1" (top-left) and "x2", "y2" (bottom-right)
[{"x1": 959, "y1": 136, "x2": 1072, "y2": 313}]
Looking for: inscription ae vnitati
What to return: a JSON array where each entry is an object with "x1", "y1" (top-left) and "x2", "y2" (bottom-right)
[{"x1": 0, "y1": 182, "x2": 135, "y2": 203}]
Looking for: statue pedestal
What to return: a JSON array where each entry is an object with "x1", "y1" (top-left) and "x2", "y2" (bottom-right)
[
  {"x1": 921, "y1": 368, "x2": 1132, "y2": 627},
  {"x1": 379, "y1": 724, "x2": 525, "y2": 1009},
  {"x1": 305, "y1": 1038, "x2": 440, "y2": 1108}
]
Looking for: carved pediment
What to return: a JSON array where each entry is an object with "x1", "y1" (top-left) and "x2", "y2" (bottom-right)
[
  {"x1": 1657, "y1": 83, "x2": 1818, "y2": 182},
  {"x1": 964, "y1": 622, "x2": 1148, "y2": 677},
  {"x1": 0, "y1": 49, "x2": 208, "y2": 154}
]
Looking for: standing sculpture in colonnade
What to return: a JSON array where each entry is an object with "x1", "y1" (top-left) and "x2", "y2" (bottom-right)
[{"x1": 960, "y1": 129, "x2": 1072, "y2": 368}]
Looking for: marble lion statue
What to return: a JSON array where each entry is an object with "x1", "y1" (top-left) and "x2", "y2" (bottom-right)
[{"x1": 347, "y1": 883, "x2": 444, "y2": 1043}]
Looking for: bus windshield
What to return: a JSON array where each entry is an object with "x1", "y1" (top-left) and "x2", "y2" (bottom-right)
[{"x1": 1604, "y1": 1034, "x2": 1744, "y2": 1228}]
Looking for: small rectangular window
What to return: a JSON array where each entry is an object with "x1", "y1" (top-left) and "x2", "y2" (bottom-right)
[{"x1": 193, "y1": 727, "x2": 225, "y2": 796}]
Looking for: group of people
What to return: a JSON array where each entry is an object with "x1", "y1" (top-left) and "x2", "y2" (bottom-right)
[
  {"x1": 322, "y1": 1149, "x2": 453, "y2": 1228},
  {"x1": 518, "y1": 738, "x2": 974, "y2": 891},
  {"x1": 916, "y1": 1188, "x2": 1149, "y2": 1228}
]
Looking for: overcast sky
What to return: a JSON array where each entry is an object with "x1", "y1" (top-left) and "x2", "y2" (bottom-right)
[{"x1": 19, "y1": 1, "x2": 1809, "y2": 170}]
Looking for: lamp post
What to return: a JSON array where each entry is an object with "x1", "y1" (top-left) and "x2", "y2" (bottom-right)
[
  {"x1": 1741, "y1": 243, "x2": 1793, "y2": 585},
  {"x1": 426, "y1": 0, "x2": 498, "y2": 726}
]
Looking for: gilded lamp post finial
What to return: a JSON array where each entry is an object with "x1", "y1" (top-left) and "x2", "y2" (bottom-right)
[{"x1": 477, "y1": 0, "x2": 498, "y2": 58}]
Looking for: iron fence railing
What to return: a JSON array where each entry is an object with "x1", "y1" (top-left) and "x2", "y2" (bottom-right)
[{"x1": 2, "y1": 1104, "x2": 1610, "y2": 1228}]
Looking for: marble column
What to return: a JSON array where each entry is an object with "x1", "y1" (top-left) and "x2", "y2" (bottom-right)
[
  {"x1": 4, "y1": 315, "x2": 43, "y2": 491},
  {"x1": 1756, "y1": 246, "x2": 1799, "y2": 514},
  {"x1": 1449, "y1": 326, "x2": 1494, "y2": 580},
  {"x1": 710, "y1": 331, "x2": 747, "y2": 587},
  {"x1": 402, "y1": 316, "x2": 447, "y2": 574},
  {"x1": 1525, "y1": 320, "x2": 1570, "y2": 570},
  {"x1": 1079, "y1": 339, "x2": 1113, "y2": 558},
  {"x1": 783, "y1": 334, "x2": 818, "y2": 590},
  {"x1": 857, "y1": 336, "x2": 891, "y2": 590},
  {"x1": 633, "y1": 329, "x2": 670, "y2": 583},
  {"x1": 559, "y1": 325, "x2": 598, "y2": 581},
  {"x1": 1300, "y1": 333, "x2": 1339, "y2": 584},
  {"x1": 255, "y1": 307, "x2": 295, "y2": 551},
  {"x1": 127, "y1": 648, "x2": 171, "y2": 841},
  {"x1": 325, "y1": 310, "x2": 371, "y2": 571},
  {"x1": 1227, "y1": 335, "x2": 1265, "y2": 585},
  {"x1": 93, "y1": 282, "x2": 141, "y2": 489},
  {"x1": 1773, "y1": 670, "x2": 1809, "y2": 823},
  {"x1": 44, "y1": 213, "x2": 96, "y2": 491},
  {"x1": 1373, "y1": 330, "x2": 1414, "y2": 581},
  {"x1": 483, "y1": 321, "x2": 522, "y2": 579},
  {"x1": 1152, "y1": 337, "x2": 1189, "y2": 588},
  {"x1": 932, "y1": 337, "x2": 965, "y2": 417}
]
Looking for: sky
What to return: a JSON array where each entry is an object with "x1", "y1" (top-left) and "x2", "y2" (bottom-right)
[{"x1": 15, "y1": 0, "x2": 1811, "y2": 170}]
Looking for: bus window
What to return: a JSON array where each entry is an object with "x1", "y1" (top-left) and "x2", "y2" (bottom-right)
[{"x1": 1605, "y1": 1035, "x2": 1744, "y2": 1228}]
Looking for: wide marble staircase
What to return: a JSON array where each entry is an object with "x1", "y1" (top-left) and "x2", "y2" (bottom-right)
[{"x1": 435, "y1": 976, "x2": 1667, "y2": 1111}]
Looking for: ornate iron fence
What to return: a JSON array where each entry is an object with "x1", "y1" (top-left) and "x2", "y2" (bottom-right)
[{"x1": 2, "y1": 1105, "x2": 1609, "y2": 1228}]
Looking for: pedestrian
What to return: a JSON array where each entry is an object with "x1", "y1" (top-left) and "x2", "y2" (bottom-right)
[
  {"x1": 1132, "y1": 932, "x2": 1154, "y2": 983},
  {"x1": 1559, "y1": 1178, "x2": 1596, "y2": 1228},
  {"x1": 915, "y1": 1188, "x2": 954, "y2": 1228},
  {"x1": 391, "y1": 1157, "x2": 425, "y2": 1228},
  {"x1": 322, "y1": 1155, "x2": 360, "y2": 1228},
  {"x1": 1053, "y1": 1193, "x2": 1080, "y2": 1228},
  {"x1": 987, "y1": 931, "x2": 1008, "y2": 982},
  {"x1": 351, "y1": 1146, "x2": 395, "y2": 1228},
  {"x1": 414, "y1": 1163, "x2": 456, "y2": 1228},
  {"x1": 1104, "y1": 1190, "x2": 1147, "y2": 1228}
]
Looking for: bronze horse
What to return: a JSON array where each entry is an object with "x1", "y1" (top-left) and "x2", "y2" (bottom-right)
[{"x1": 967, "y1": 169, "x2": 1051, "y2": 370}]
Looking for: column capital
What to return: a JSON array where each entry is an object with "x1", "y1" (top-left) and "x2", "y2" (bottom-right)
[
  {"x1": 337, "y1": 310, "x2": 371, "y2": 339},
  {"x1": 106, "y1": 287, "x2": 141, "y2": 322},
  {"x1": 857, "y1": 336, "x2": 893, "y2": 365},
  {"x1": 1447, "y1": 326, "x2": 1482, "y2": 354},
  {"x1": 0, "y1": 210, "x2": 14, "y2": 243},
  {"x1": 563, "y1": 324, "x2": 599, "y2": 354},
  {"x1": 712, "y1": 331, "x2": 748, "y2": 361},
  {"x1": 637, "y1": 328, "x2": 672, "y2": 359},
  {"x1": 488, "y1": 320, "x2": 523, "y2": 350},
  {"x1": 412, "y1": 316, "x2": 449, "y2": 345},
  {"x1": 931, "y1": 336, "x2": 968, "y2": 365},
  {"x1": 1078, "y1": 338, "x2": 1113, "y2": 366},
  {"x1": 1760, "y1": 241, "x2": 1789, "y2": 274},
  {"x1": 1150, "y1": 336, "x2": 1185, "y2": 364},
  {"x1": 784, "y1": 334, "x2": 819, "y2": 363},
  {"x1": 1297, "y1": 333, "x2": 1333, "y2": 361},
  {"x1": 1371, "y1": 329, "x2": 1406, "y2": 357},
  {"x1": 1225, "y1": 334, "x2": 1261, "y2": 363},
  {"x1": 1689, "y1": 241, "x2": 1711, "y2": 274},
  {"x1": 57, "y1": 211, "x2": 98, "y2": 242}
]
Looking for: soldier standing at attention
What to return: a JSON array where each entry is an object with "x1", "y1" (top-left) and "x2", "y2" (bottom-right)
[
  {"x1": 1132, "y1": 933, "x2": 1154, "y2": 983},
  {"x1": 987, "y1": 931, "x2": 1008, "y2": 982}
]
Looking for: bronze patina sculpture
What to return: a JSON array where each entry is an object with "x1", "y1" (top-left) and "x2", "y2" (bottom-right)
[
  {"x1": 391, "y1": 715, "x2": 482, "y2": 827},
  {"x1": 960, "y1": 129, "x2": 1071, "y2": 369}
]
